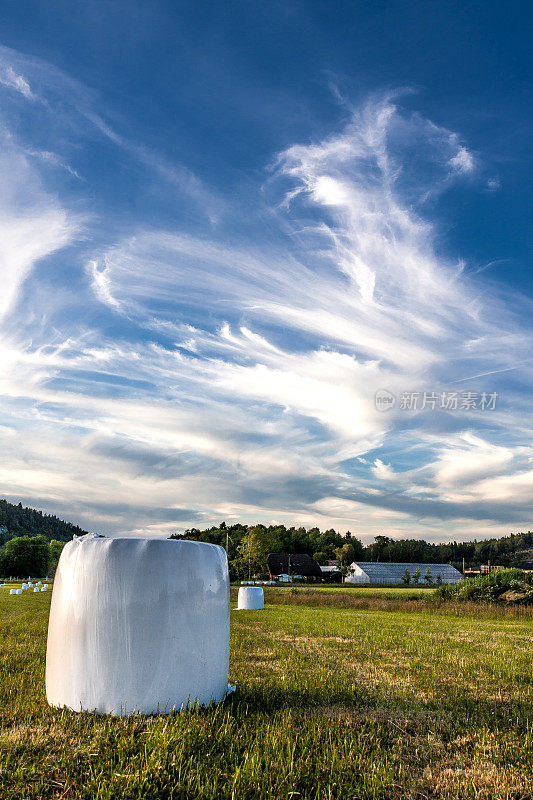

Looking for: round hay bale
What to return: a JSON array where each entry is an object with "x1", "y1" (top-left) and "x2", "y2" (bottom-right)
[
  {"x1": 237, "y1": 586, "x2": 264, "y2": 610},
  {"x1": 46, "y1": 537, "x2": 230, "y2": 716}
]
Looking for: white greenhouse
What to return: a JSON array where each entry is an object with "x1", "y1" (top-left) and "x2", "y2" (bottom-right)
[{"x1": 345, "y1": 562, "x2": 463, "y2": 586}]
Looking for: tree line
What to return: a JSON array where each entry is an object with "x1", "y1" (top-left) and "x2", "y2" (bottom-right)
[
  {"x1": 0, "y1": 536, "x2": 65, "y2": 578},
  {"x1": 170, "y1": 523, "x2": 533, "y2": 579},
  {"x1": 1, "y1": 496, "x2": 531, "y2": 581}
]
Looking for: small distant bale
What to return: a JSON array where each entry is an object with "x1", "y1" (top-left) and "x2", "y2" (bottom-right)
[{"x1": 237, "y1": 586, "x2": 264, "y2": 610}]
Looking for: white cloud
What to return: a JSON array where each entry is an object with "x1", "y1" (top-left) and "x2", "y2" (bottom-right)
[
  {"x1": 471, "y1": 468, "x2": 533, "y2": 502},
  {"x1": 0, "y1": 65, "x2": 34, "y2": 99},
  {"x1": 372, "y1": 459, "x2": 397, "y2": 481},
  {"x1": 87, "y1": 260, "x2": 123, "y2": 311},
  {"x1": 432, "y1": 433, "x2": 514, "y2": 489},
  {"x1": 449, "y1": 145, "x2": 475, "y2": 174},
  {"x1": 0, "y1": 145, "x2": 80, "y2": 322}
]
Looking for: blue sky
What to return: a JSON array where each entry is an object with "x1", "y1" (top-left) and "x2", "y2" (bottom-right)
[{"x1": 0, "y1": 0, "x2": 532, "y2": 540}]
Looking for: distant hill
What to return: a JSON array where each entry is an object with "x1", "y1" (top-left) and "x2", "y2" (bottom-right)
[{"x1": 0, "y1": 499, "x2": 88, "y2": 545}]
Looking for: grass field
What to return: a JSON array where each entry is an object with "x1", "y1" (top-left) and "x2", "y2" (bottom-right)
[{"x1": 0, "y1": 585, "x2": 532, "y2": 799}]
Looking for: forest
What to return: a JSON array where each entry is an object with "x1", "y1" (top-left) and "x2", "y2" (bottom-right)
[
  {"x1": 171, "y1": 522, "x2": 533, "y2": 579},
  {"x1": 0, "y1": 499, "x2": 87, "y2": 544}
]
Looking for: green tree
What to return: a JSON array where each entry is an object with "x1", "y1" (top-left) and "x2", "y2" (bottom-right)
[
  {"x1": 367, "y1": 535, "x2": 392, "y2": 562},
  {"x1": 313, "y1": 551, "x2": 329, "y2": 566},
  {"x1": 335, "y1": 542, "x2": 362, "y2": 583},
  {"x1": 334, "y1": 541, "x2": 360, "y2": 568},
  {"x1": 48, "y1": 540, "x2": 65, "y2": 576},
  {"x1": 3, "y1": 535, "x2": 49, "y2": 577},
  {"x1": 424, "y1": 567, "x2": 433, "y2": 585},
  {"x1": 412, "y1": 567, "x2": 421, "y2": 585},
  {"x1": 238, "y1": 525, "x2": 281, "y2": 579},
  {"x1": 402, "y1": 568, "x2": 411, "y2": 585}
]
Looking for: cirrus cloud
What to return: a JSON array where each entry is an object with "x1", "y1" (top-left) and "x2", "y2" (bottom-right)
[{"x1": 0, "y1": 52, "x2": 530, "y2": 540}]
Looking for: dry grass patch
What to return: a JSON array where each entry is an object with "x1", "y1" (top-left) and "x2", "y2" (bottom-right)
[{"x1": 424, "y1": 761, "x2": 532, "y2": 800}]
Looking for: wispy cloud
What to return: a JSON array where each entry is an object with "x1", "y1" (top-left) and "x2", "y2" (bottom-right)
[
  {"x1": 0, "y1": 64, "x2": 34, "y2": 99},
  {"x1": 449, "y1": 145, "x2": 475, "y2": 174},
  {"x1": 0, "y1": 139, "x2": 81, "y2": 323},
  {"x1": 0, "y1": 44, "x2": 223, "y2": 223},
  {"x1": 0, "y1": 55, "x2": 530, "y2": 539}
]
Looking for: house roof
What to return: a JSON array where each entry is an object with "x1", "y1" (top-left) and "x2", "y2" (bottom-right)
[
  {"x1": 267, "y1": 553, "x2": 323, "y2": 577},
  {"x1": 350, "y1": 562, "x2": 462, "y2": 581}
]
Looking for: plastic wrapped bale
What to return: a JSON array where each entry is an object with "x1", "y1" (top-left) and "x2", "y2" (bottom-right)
[
  {"x1": 237, "y1": 586, "x2": 264, "y2": 610},
  {"x1": 33, "y1": 587, "x2": 40, "y2": 593},
  {"x1": 46, "y1": 537, "x2": 230, "y2": 716},
  {"x1": 16, "y1": 589, "x2": 22, "y2": 594},
  {"x1": 9, "y1": 588, "x2": 15, "y2": 595}
]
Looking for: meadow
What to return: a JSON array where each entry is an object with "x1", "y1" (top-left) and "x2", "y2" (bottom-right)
[{"x1": 0, "y1": 584, "x2": 531, "y2": 799}]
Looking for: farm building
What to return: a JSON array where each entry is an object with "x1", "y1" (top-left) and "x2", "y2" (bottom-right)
[
  {"x1": 319, "y1": 564, "x2": 343, "y2": 582},
  {"x1": 267, "y1": 553, "x2": 323, "y2": 581},
  {"x1": 464, "y1": 564, "x2": 505, "y2": 578},
  {"x1": 345, "y1": 562, "x2": 462, "y2": 585}
]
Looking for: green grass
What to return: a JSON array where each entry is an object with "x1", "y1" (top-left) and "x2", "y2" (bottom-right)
[{"x1": 0, "y1": 588, "x2": 532, "y2": 799}]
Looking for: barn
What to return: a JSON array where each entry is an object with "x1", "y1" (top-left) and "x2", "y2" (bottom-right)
[
  {"x1": 267, "y1": 553, "x2": 323, "y2": 582},
  {"x1": 345, "y1": 562, "x2": 463, "y2": 585}
]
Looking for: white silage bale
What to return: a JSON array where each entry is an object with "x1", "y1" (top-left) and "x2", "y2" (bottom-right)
[
  {"x1": 237, "y1": 586, "x2": 264, "y2": 610},
  {"x1": 46, "y1": 536, "x2": 230, "y2": 716}
]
